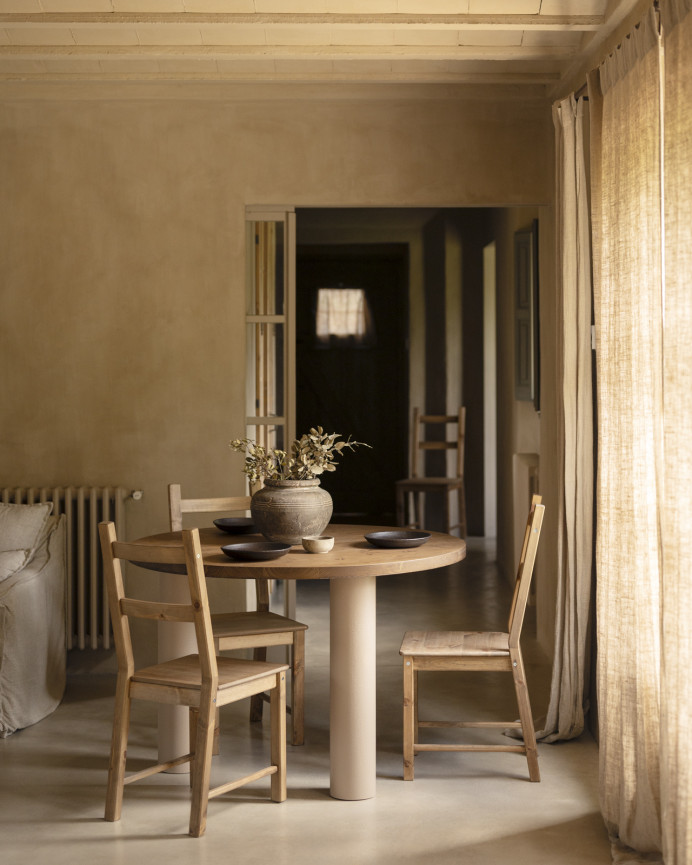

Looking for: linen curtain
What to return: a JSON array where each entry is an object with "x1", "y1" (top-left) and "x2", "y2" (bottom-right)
[
  {"x1": 659, "y1": 3, "x2": 692, "y2": 862},
  {"x1": 588, "y1": 2, "x2": 692, "y2": 861},
  {"x1": 590, "y1": 9, "x2": 663, "y2": 859},
  {"x1": 536, "y1": 95, "x2": 594, "y2": 744}
]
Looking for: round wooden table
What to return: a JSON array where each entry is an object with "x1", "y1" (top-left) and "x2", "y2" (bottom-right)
[{"x1": 131, "y1": 523, "x2": 466, "y2": 800}]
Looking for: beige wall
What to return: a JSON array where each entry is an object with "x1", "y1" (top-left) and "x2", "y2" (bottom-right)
[
  {"x1": 493, "y1": 208, "x2": 541, "y2": 566},
  {"x1": 492, "y1": 205, "x2": 557, "y2": 652},
  {"x1": 0, "y1": 80, "x2": 555, "y2": 650}
]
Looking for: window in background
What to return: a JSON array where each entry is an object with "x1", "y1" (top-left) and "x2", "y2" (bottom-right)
[{"x1": 315, "y1": 288, "x2": 375, "y2": 345}]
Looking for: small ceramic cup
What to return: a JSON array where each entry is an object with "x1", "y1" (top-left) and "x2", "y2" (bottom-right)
[{"x1": 302, "y1": 535, "x2": 334, "y2": 554}]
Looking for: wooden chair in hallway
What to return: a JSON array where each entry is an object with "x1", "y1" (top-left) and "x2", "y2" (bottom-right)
[
  {"x1": 399, "y1": 495, "x2": 545, "y2": 782},
  {"x1": 168, "y1": 484, "x2": 308, "y2": 745},
  {"x1": 395, "y1": 407, "x2": 467, "y2": 538},
  {"x1": 99, "y1": 522, "x2": 287, "y2": 837}
]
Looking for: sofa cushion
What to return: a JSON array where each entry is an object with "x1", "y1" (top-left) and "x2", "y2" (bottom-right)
[
  {"x1": 0, "y1": 502, "x2": 53, "y2": 554},
  {"x1": 0, "y1": 549, "x2": 30, "y2": 582},
  {"x1": 0, "y1": 514, "x2": 66, "y2": 736}
]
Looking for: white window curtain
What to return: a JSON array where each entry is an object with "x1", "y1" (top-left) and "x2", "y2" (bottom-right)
[
  {"x1": 315, "y1": 288, "x2": 374, "y2": 344},
  {"x1": 536, "y1": 94, "x2": 594, "y2": 744},
  {"x1": 588, "y1": 2, "x2": 692, "y2": 861}
]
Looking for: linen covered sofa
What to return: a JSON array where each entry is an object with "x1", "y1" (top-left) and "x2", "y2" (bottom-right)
[{"x1": 0, "y1": 502, "x2": 66, "y2": 736}]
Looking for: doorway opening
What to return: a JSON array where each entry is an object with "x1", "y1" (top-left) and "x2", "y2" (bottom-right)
[
  {"x1": 296, "y1": 207, "x2": 497, "y2": 533},
  {"x1": 296, "y1": 241, "x2": 409, "y2": 524}
]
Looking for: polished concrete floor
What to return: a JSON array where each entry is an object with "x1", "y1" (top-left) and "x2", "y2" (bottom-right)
[{"x1": 0, "y1": 538, "x2": 610, "y2": 864}]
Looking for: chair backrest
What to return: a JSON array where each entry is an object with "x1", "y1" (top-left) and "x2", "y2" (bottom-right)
[
  {"x1": 167, "y1": 484, "x2": 270, "y2": 609},
  {"x1": 507, "y1": 496, "x2": 545, "y2": 647},
  {"x1": 411, "y1": 406, "x2": 466, "y2": 479},
  {"x1": 99, "y1": 521, "x2": 217, "y2": 682},
  {"x1": 168, "y1": 483, "x2": 252, "y2": 532}
]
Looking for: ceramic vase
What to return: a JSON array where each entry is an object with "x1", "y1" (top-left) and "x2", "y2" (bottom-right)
[{"x1": 251, "y1": 478, "x2": 333, "y2": 545}]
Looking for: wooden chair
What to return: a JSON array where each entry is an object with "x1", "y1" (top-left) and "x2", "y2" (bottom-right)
[
  {"x1": 399, "y1": 495, "x2": 545, "y2": 782},
  {"x1": 168, "y1": 484, "x2": 308, "y2": 746},
  {"x1": 395, "y1": 407, "x2": 467, "y2": 538},
  {"x1": 99, "y1": 522, "x2": 287, "y2": 838}
]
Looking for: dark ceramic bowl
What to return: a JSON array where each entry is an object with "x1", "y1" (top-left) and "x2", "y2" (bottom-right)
[
  {"x1": 214, "y1": 517, "x2": 256, "y2": 534},
  {"x1": 221, "y1": 541, "x2": 291, "y2": 561},
  {"x1": 364, "y1": 530, "x2": 431, "y2": 549}
]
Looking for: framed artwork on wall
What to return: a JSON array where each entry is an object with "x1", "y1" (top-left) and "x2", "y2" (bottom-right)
[{"x1": 514, "y1": 220, "x2": 540, "y2": 411}]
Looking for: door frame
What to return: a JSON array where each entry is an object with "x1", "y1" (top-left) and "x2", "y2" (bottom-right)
[{"x1": 245, "y1": 205, "x2": 296, "y2": 617}]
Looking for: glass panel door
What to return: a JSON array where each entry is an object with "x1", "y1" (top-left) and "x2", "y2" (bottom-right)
[
  {"x1": 245, "y1": 207, "x2": 296, "y2": 617},
  {"x1": 245, "y1": 209, "x2": 296, "y2": 470}
]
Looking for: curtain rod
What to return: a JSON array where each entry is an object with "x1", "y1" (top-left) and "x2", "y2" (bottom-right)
[
  {"x1": 570, "y1": 0, "x2": 661, "y2": 103},
  {"x1": 575, "y1": 81, "x2": 589, "y2": 100}
]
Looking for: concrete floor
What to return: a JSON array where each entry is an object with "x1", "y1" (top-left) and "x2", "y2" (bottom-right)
[{"x1": 0, "y1": 538, "x2": 611, "y2": 864}]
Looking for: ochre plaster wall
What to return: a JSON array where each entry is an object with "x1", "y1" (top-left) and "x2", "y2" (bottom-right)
[
  {"x1": 493, "y1": 204, "x2": 558, "y2": 654},
  {"x1": 0, "y1": 81, "x2": 555, "y2": 651}
]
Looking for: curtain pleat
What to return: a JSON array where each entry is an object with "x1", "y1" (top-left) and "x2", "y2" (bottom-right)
[
  {"x1": 660, "y1": 4, "x2": 692, "y2": 863},
  {"x1": 546, "y1": 2, "x2": 691, "y2": 861},
  {"x1": 537, "y1": 95, "x2": 593, "y2": 743},
  {"x1": 599, "y1": 11, "x2": 660, "y2": 93},
  {"x1": 591, "y1": 6, "x2": 665, "y2": 860}
]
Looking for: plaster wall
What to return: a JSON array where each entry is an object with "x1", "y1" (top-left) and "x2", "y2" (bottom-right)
[
  {"x1": 0, "y1": 81, "x2": 555, "y2": 652},
  {"x1": 493, "y1": 204, "x2": 557, "y2": 653}
]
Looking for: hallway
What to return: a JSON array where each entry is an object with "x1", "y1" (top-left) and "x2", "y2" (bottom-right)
[{"x1": 0, "y1": 538, "x2": 610, "y2": 864}]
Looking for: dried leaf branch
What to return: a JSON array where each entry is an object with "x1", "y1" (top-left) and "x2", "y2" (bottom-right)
[{"x1": 229, "y1": 426, "x2": 371, "y2": 483}]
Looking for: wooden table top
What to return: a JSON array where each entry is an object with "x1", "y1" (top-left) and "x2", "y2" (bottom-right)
[{"x1": 131, "y1": 523, "x2": 466, "y2": 581}]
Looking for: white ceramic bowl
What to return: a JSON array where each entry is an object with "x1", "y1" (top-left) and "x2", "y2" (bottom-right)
[{"x1": 302, "y1": 535, "x2": 334, "y2": 554}]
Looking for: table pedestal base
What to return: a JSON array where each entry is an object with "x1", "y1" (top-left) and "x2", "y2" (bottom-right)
[{"x1": 329, "y1": 575, "x2": 377, "y2": 800}]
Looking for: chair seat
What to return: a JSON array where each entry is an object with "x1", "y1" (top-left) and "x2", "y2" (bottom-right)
[
  {"x1": 400, "y1": 630, "x2": 510, "y2": 657},
  {"x1": 212, "y1": 610, "x2": 307, "y2": 639},
  {"x1": 132, "y1": 654, "x2": 289, "y2": 691}
]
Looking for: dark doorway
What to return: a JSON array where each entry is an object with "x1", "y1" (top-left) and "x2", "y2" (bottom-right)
[{"x1": 296, "y1": 243, "x2": 409, "y2": 525}]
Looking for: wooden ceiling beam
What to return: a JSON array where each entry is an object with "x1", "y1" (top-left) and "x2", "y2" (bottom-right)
[
  {"x1": 0, "y1": 44, "x2": 578, "y2": 61},
  {"x1": 0, "y1": 13, "x2": 604, "y2": 32}
]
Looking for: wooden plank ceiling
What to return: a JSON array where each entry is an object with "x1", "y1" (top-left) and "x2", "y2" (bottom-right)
[{"x1": 0, "y1": 1, "x2": 644, "y2": 95}]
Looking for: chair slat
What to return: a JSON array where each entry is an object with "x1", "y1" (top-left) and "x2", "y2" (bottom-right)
[
  {"x1": 120, "y1": 598, "x2": 195, "y2": 622},
  {"x1": 112, "y1": 540, "x2": 188, "y2": 565},
  {"x1": 167, "y1": 483, "x2": 252, "y2": 531},
  {"x1": 175, "y1": 497, "x2": 251, "y2": 515}
]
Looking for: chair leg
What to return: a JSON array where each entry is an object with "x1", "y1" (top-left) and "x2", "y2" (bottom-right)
[
  {"x1": 213, "y1": 707, "x2": 221, "y2": 756},
  {"x1": 189, "y1": 708, "x2": 198, "y2": 789},
  {"x1": 291, "y1": 632, "x2": 305, "y2": 746},
  {"x1": 457, "y1": 481, "x2": 467, "y2": 539},
  {"x1": 270, "y1": 672, "x2": 287, "y2": 802},
  {"x1": 445, "y1": 489, "x2": 452, "y2": 534},
  {"x1": 395, "y1": 486, "x2": 405, "y2": 527},
  {"x1": 105, "y1": 674, "x2": 131, "y2": 822},
  {"x1": 403, "y1": 657, "x2": 415, "y2": 780},
  {"x1": 189, "y1": 697, "x2": 216, "y2": 837},
  {"x1": 413, "y1": 492, "x2": 423, "y2": 530},
  {"x1": 413, "y1": 669, "x2": 419, "y2": 743},
  {"x1": 192, "y1": 703, "x2": 220, "y2": 761},
  {"x1": 510, "y1": 649, "x2": 540, "y2": 782},
  {"x1": 250, "y1": 646, "x2": 267, "y2": 722}
]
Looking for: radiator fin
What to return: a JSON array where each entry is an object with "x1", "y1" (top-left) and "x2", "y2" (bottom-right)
[{"x1": 0, "y1": 486, "x2": 141, "y2": 650}]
